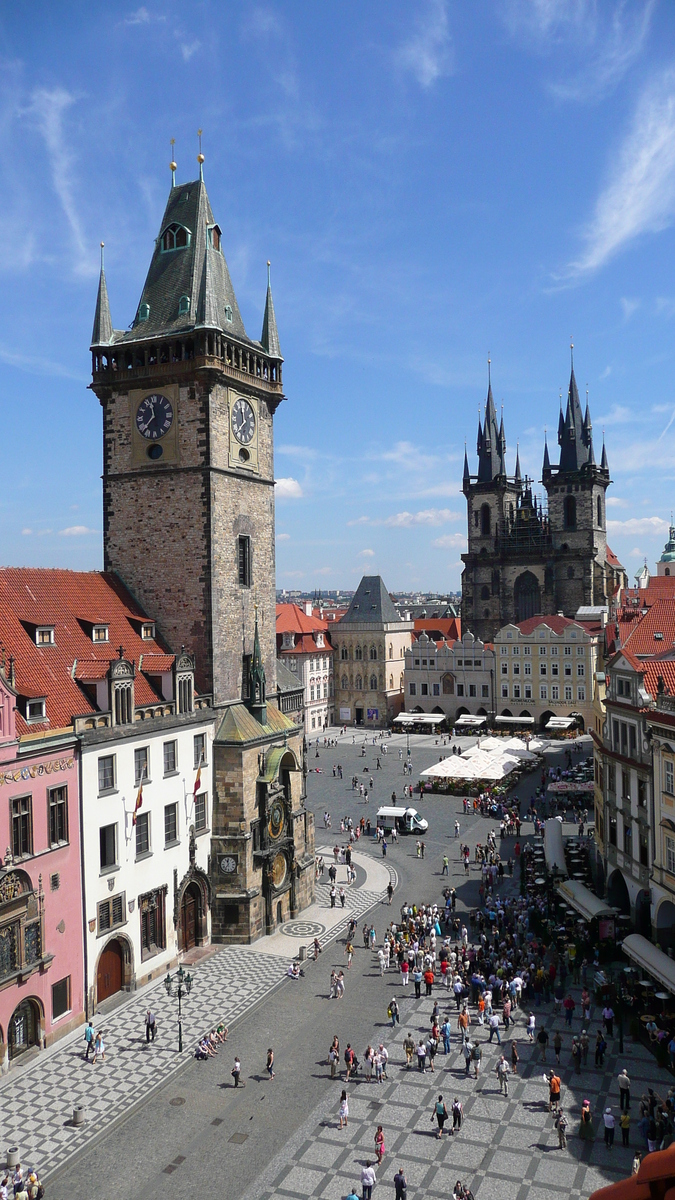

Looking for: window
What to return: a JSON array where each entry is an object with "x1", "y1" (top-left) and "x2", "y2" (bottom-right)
[
  {"x1": 481, "y1": 684, "x2": 489, "y2": 698},
  {"x1": 138, "y1": 302, "x2": 150, "y2": 322},
  {"x1": 577, "y1": 663, "x2": 585, "y2": 677},
  {"x1": 140, "y1": 888, "x2": 166, "y2": 960},
  {"x1": 639, "y1": 830, "x2": 649, "y2": 868},
  {"x1": 512, "y1": 684, "x2": 520, "y2": 698},
  {"x1": 468, "y1": 684, "x2": 476, "y2": 697},
  {"x1": 564, "y1": 645, "x2": 572, "y2": 656},
  {"x1": 524, "y1": 662, "x2": 531, "y2": 676},
  {"x1": 539, "y1": 645, "x2": 547, "y2": 656},
  {"x1": 539, "y1": 663, "x2": 547, "y2": 676},
  {"x1": 26, "y1": 699, "x2": 46, "y2": 722},
  {"x1": 341, "y1": 646, "x2": 349, "y2": 660},
  {"x1": 567, "y1": 566, "x2": 575, "y2": 580},
  {"x1": 523, "y1": 646, "x2": 531, "y2": 655},
  {"x1": 178, "y1": 294, "x2": 190, "y2": 315},
  {"x1": 92, "y1": 625, "x2": 108, "y2": 642},
  {"x1": 524, "y1": 685, "x2": 532, "y2": 699},
  {"x1": 194, "y1": 791, "x2": 207, "y2": 831},
  {"x1": 134, "y1": 746, "x2": 149, "y2": 786},
  {"x1": 512, "y1": 646, "x2": 520, "y2": 655},
  {"x1": 135, "y1": 812, "x2": 150, "y2": 857},
  {"x1": 540, "y1": 685, "x2": 548, "y2": 700},
  {"x1": 623, "y1": 822, "x2": 632, "y2": 855},
  {"x1": 665, "y1": 760, "x2": 675, "y2": 796},
  {"x1": 36, "y1": 627, "x2": 54, "y2": 645},
  {"x1": 501, "y1": 663, "x2": 508, "y2": 676},
  {"x1": 480, "y1": 504, "x2": 491, "y2": 536},
  {"x1": 501, "y1": 684, "x2": 508, "y2": 698},
  {"x1": 597, "y1": 495, "x2": 603, "y2": 526},
  {"x1": 481, "y1": 585, "x2": 490, "y2": 601},
  {"x1": 209, "y1": 225, "x2": 221, "y2": 250},
  {"x1": 178, "y1": 675, "x2": 193, "y2": 713},
  {"x1": 577, "y1": 686, "x2": 585, "y2": 701},
  {"x1": 513, "y1": 663, "x2": 520, "y2": 676},
  {"x1": 141, "y1": 622, "x2": 155, "y2": 640},
  {"x1": 310, "y1": 686, "x2": 315, "y2": 701},
  {"x1": 638, "y1": 778, "x2": 647, "y2": 808},
  {"x1": 551, "y1": 661, "x2": 559, "y2": 676},
  {"x1": 369, "y1": 645, "x2": 377, "y2": 660},
  {"x1": 564, "y1": 685, "x2": 572, "y2": 701},
  {"x1": 409, "y1": 683, "x2": 416, "y2": 696},
  {"x1": 433, "y1": 683, "x2": 440, "y2": 696},
  {"x1": 421, "y1": 683, "x2": 428, "y2": 696},
  {"x1": 564, "y1": 663, "x2": 572, "y2": 677},
  {"x1": 225, "y1": 305, "x2": 233, "y2": 323},
  {"x1": 163, "y1": 740, "x2": 177, "y2": 775},
  {"x1": 194, "y1": 733, "x2": 206, "y2": 768},
  {"x1": 564, "y1": 494, "x2": 576, "y2": 529},
  {"x1": 48, "y1": 786, "x2": 68, "y2": 846},
  {"x1": 164, "y1": 803, "x2": 178, "y2": 846},
  {"x1": 99, "y1": 823, "x2": 117, "y2": 871},
  {"x1": 341, "y1": 674, "x2": 348, "y2": 690},
  {"x1": 370, "y1": 674, "x2": 378, "y2": 690},
  {"x1": 11, "y1": 796, "x2": 32, "y2": 858},
  {"x1": 667, "y1": 836, "x2": 675, "y2": 875},
  {"x1": 577, "y1": 645, "x2": 585, "y2": 656},
  {"x1": 500, "y1": 646, "x2": 508, "y2": 656},
  {"x1": 608, "y1": 763, "x2": 616, "y2": 793},
  {"x1": 238, "y1": 536, "x2": 252, "y2": 586},
  {"x1": 389, "y1": 644, "x2": 393, "y2": 658},
  {"x1": 114, "y1": 684, "x2": 133, "y2": 724},
  {"x1": 355, "y1": 646, "x2": 362, "y2": 661},
  {"x1": 355, "y1": 675, "x2": 362, "y2": 690},
  {"x1": 456, "y1": 684, "x2": 464, "y2": 697},
  {"x1": 609, "y1": 815, "x2": 617, "y2": 847},
  {"x1": 550, "y1": 646, "x2": 558, "y2": 657},
  {"x1": 551, "y1": 685, "x2": 559, "y2": 700},
  {"x1": 161, "y1": 223, "x2": 190, "y2": 251},
  {"x1": 52, "y1": 976, "x2": 71, "y2": 1020}
]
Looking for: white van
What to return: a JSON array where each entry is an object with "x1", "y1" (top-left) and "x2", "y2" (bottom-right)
[{"x1": 376, "y1": 805, "x2": 429, "y2": 835}]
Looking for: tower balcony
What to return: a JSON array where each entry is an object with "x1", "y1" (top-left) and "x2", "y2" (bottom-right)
[
  {"x1": 494, "y1": 517, "x2": 552, "y2": 556},
  {"x1": 91, "y1": 330, "x2": 283, "y2": 394}
]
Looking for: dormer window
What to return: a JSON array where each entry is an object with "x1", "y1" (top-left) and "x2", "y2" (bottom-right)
[
  {"x1": 138, "y1": 303, "x2": 150, "y2": 322},
  {"x1": 36, "y1": 627, "x2": 55, "y2": 646},
  {"x1": 141, "y1": 622, "x2": 155, "y2": 640},
  {"x1": 160, "y1": 223, "x2": 191, "y2": 252},
  {"x1": 225, "y1": 305, "x2": 233, "y2": 323},
  {"x1": 316, "y1": 634, "x2": 324, "y2": 647},
  {"x1": 93, "y1": 625, "x2": 109, "y2": 643},
  {"x1": 26, "y1": 698, "x2": 46, "y2": 722},
  {"x1": 208, "y1": 225, "x2": 221, "y2": 250},
  {"x1": 178, "y1": 295, "x2": 190, "y2": 316}
]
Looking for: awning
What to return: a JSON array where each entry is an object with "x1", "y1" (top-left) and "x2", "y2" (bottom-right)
[
  {"x1": 546, "y1": 717, "x2": 576, "y2": 730},
  {"x1": 494, "y1": 715, "x2": 535, "y2": 725},
  {"x1": 394, "y1": 713, "x2": 445, "y2": 725},
  {"x1": 544, "y1": 817, "x2": 568, "y2": 877},
  {"x1": 622, "y1": 934, "x2": 675, "y2": 996},
  {"x1": 556, "y1": 880, "x2": 615, "y2": 921},
  {"x1": 454, "y1": 714, "x2": 487, "y2": 727},
  {"x1": 547, "y1": 780, "x2": 594, "y2": 794}
]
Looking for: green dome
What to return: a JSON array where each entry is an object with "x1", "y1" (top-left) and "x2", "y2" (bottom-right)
[{"x1": 660, "y1": 525, "x2": 675, "y2": 563}]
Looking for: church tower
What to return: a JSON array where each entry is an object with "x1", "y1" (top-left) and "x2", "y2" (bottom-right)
[{"x1": 90, "y1": 159, "x2": 282, "y2": 706}]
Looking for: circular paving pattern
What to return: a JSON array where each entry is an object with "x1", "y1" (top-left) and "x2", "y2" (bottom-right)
[{"x1": 280, "y1": 920, "x2": 326, "y2": 938}]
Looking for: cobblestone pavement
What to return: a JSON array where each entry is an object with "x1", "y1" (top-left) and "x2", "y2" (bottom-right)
[{"x1": 243, "y1": 978, "x2": 666, "y2": 1200}]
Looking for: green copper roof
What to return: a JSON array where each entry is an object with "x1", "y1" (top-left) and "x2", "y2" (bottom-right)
[
  {"x1": 660, "y1": 525, "x2": 675, "y2": 563},
  {"x1": 215, "y1": 702, "x2": 295, "y2": 745}
]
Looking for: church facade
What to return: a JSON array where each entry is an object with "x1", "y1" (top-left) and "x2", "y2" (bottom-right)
[
  {"x1": 90, "y1": 157, "x2": 315, "y2": 943},
  {"x1": 461, "y1": 363, "x2": 626, "y2": 644}
]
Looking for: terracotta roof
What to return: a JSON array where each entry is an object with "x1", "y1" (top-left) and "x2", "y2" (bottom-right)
[
  {"x1": 0, "y1": 568, "x2": 173, "y2": 734},
  {"x1": 514, "y1": 615, "x2": 583, "y2": 636},
  {"x1": 140, "y1": 653, "x2": 175, "y2": 672},
  {"x1": 605, "y1": 544, "x2": 623, "y2": 568},
  {"x1": 276, "y1": 603, "x2": 329, "y2": 636},
  {"x1": 278, "y1": 633, "x2": 333, "y2": 657},
  {"x1": 643, "y1": 661, "x2": 675, "y2": 698},
  {"x1": 622, "y1": 598, "x2": 675, "y2": 657},
  {"x1": 413, "y1": 617, "x2": 462, "y2": 641}
]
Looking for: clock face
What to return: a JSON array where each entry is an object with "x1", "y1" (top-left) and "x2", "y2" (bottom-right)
[
  {"x1": 219, "y1": 855, "x2": 237, "y2": 874},
  {"x1": 272, "y1": 852, "x2": 287, "y2": 888},
  {"x1": 231, "y1": 398, "x2": 256, "y2": 445},
  {"x1": 136, "y1": 394, "x2": 174, "y2": 440},
  {"x1": 268, "y1": 800, "x2": 285, "y2": 840}
]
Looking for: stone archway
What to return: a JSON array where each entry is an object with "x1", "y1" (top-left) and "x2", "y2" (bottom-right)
[
  {"x1": 8, "y1": 996, "x2": 43, "y2": 1060},
  {"x1": 514, "y1": 571, "x2": 541, "y2": 623},
  {"x1": 656, "y1": 900, "x2": 675, "y2": 951},
  {"x1": 95, "y1": 933, "x2": 134, "y2": 1006},
  {"x1": 607, "y1": 869, "x2": 630, "y2": 916},
  {"x1": 635, "y1": 889, "x2": 651, "y2": 939}
]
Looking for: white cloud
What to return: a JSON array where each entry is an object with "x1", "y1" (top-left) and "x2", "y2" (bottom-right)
[
  {"x1": 566, "y1": 68, "x2": 675, "y2": 278},
  {"x1": 58, "y1": 525, "x2": 97, "y2": 536},
  {"x1": 21, "y1": 528, "x2": 32, "y2": 536},
  {"x1": 28, "y1": 87, "x2": 94, "y2": 277},
  {"x1": 277, "y1": 444, "x2": 317, "y2": 459},
  {"x1": 395, "y1": 0, "x2": 452, "y2": 89},
  {"x1": 180, "y1": 40, "x2": 201, "y2": 62},
  {"x1": 629, "y1": 547, "x2": 646, "y2": 559},
  {"x1": 606, "y1": 496, "x2": 628, "y2": 508},
  {"x1": 503, "y1": 0, "x2": 590, "y2": 40},
  {"x1": 358, "y1": 548, "x2": 375, "y2": 558},
  {"x1": 315, "y1": 567, "x2": 332, "y2": 576},
  {"x1": 275, "y1": 477, "x2": 303, "y2": 499},
  {"x1": 595, "y1": 405, "x2": 633, "y2": 425},
  {"x1": 550, "y1": 3, "x2": 655, "y2": 103},
  {"x1": 607, "y1": 517, "x2": 669, "y2": 537},
  {"x1": 348, "y1": 508, "x2": 461, "y2": 528},
  {"x1": 124, "y1": 7, "x2": 151, "y2": 23},
  {"x1": 432, "y1": 533, "x2": 466, "y2": 549},
  {"x1": 655, "y1": 297, "x2": 675, "y2": 318},
  {"x1": 276, "y1": 532, "x2": 290, "y2": 541},
  {"x1": 620, "y1": 297, "x2": 640, "y2": 321}
]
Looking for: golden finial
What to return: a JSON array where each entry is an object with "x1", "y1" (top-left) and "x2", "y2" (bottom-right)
[
  {"x1": 197, "y1": 128, "x2": 205, "y2": 179},
  {"x1": 170, "y1": 137, "x2": 177, "y2": 185},
  {"x1": 267, "y1": 259, "x2": 271, "y2": 287},
  {"x1": 100, "y1": 241, "x2": 105, "y2": 269}
]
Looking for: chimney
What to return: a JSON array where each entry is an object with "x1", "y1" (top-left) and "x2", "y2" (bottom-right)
[
  {"x1": 305, "y1": 601, "x2": 313, "y2": 617},
  {"x1": 601, "y1": 611, "x2": 607, "y2": 628}
]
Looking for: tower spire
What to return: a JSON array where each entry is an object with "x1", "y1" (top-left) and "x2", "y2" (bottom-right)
[
  {"x1": 170, "y1": 138, "x2": 177, "y2": 187},
  {"x1": 197, "y1": 128, "x2": 204, "y2": 182},
  {"x1": 91, "y1": 241, "x2": 113, "y2": 347},
  {"x1": 542, "y1": 430, "x2": 551, "y2": 473},
  {"x1": 260, "y1": 260, "x2": 281, "y2": 357},
  {"x1": 514, "y1": 441, "x2": 521, "y2": 484},
  {"x1": 463, "y1": 441, "x2": 470, "y2": 490},
  {"x1": 247, "y1": 604, "x2": 267, "y2": 725}
]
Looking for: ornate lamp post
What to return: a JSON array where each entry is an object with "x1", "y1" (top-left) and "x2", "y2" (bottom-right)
[{"x1": 164, "y1": 964, "x2": 193, "y2": 1053}]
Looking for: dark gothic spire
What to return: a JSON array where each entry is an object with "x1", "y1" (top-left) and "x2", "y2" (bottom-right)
[
  {"x1": 558, "y1": 360, "x2": 594, "y2": 472},
  {"x1": 476, "y1": 411, "x2": 483, "y2": 456},
  {"x1": 463, "y1": 443, "x2": 470, "y2": 486},
  {"x1": 260, "y1": 261, "x2": 281, "y2": 358},
  {"x1": 514, "y1": 444, "x2": 521, "y2": 484},
  {"x1": 247, "y1": 607, "x2": 267, "y2": 725},
  {"x1": 477, "y1": 377, "x2": 505, "y2": 482},
  {"x1": 557, "y1": 390, "x2": 564, "y2": 446},
  {"x1": 601, "y1": 437, "x2": 609, "y2": 473},
  {"x1": 91, "y1": 243, "x2": 113, "y2": 347},
  {"x1": 542, "y1": 434, "x2": 551, "y2": 474}
]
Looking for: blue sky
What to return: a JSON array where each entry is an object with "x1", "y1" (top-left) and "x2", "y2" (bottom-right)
[{"x1": 2, "y1": 1, "x2": 675, "y2": 593}]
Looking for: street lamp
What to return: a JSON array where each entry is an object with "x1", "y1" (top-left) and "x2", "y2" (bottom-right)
[{"x1": 164, "y1": 964, "x2": 193, "y2": 1053}]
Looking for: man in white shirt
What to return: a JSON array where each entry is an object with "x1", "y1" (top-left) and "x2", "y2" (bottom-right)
[{"x1": 361, "y1": 1162, "x2": 377, "y2": 1200}]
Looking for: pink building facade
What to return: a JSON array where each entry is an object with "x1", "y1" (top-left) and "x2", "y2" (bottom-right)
[{"x1": 0, "y1": 667, "x2": 83, "y2": 1070}]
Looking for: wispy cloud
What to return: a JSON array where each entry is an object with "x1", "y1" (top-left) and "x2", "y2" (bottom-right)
[
  {"x1": 433, "y1": 532, "x2": 466, "y2": 549},
  {"x1": 0, "y1": 342, "x2": 88, "y2": 382},
  {"x1": 595, "y1": 405, "x2": 634, "y2": 426},
  {"x1": 59, "y1": 525, "x2": 98, "y2": 536},
  {"x1": 179, "y1": 39, "x2": 200, "y2": 62},
  {"x1": 348, "y1": 508, "x2": 461, "y2": 528},
  {"x1": 275, "y1": 477, "x2": 304, "y2": 499},
  {"x1": 607, "y1": 516, "x2": 669, "y2": 537},
  {"x1": 655, "y1": 296, "x2": 675, "y2": 318},
  {"x1": 124, "y1": 7, "x2": 151, "y2": 24},
  {"x1": 28, "y1": 87, "x2": 94, "y2": 277},
  {"x1": 620, "y1": 297, "x2": 640, "y2": 322},
  {"x1": 395, "y1": 0, "x2": 452, "y2": 89},
  {"x1": 550, "y1": 2, "x2": 655, "y2": 103},
  {"x1": 565, "y1": 69, "x2": 675, "y2": 279},
  {"x1": 358, "y1": 548, "x2": 375, "y2": 558},
  {"x1": 606, "y1": 496, "x2": 628, "y2": 509},
  {"x1": 276, "y1": 532, "x2": 291, "y2": 541}
]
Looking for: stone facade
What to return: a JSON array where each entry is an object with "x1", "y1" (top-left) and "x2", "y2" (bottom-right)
[
  {"x1": 404, "y1": 631, "x2": 495, "y2": 721},
  {"x1": 493, "y1": 615, "x2": 598, "y2": 733},
  {"x1": 332, "y1": 578, "x2": 412, "y2": 728}
]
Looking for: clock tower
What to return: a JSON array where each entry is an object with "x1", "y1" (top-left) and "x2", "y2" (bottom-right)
[{"x1": 90, "y1": 157, "x2": 315, "y2": 942}]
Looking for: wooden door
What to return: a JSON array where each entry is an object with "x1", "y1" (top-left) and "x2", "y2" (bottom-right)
[
  {"x1": 181, "y1": 890, "x2": 197, "y2": 950},
  {"x1": 97, "y1": 940, "x2": 123, "y2": 1002}
]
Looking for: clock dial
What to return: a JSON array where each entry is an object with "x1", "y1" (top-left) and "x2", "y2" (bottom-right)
[
  {"x1": 220, "y1": 855, "x2": 237, "y2": 874},
  {"x1": 136, "y1": 394, "x2": 174, "y2": 440},
  {"x1": 268, "y1": 801, "x2": 285, "y2": 840},
  {"x1": 272, "y1": 852, "x2": 287, "y2": 888},
  {"x1": 231, "y1": 398, "x2": 256, "y2": 445}
]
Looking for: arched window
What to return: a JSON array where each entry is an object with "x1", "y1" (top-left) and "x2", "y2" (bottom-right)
[
  {"x1": 389, "y1": 675, "x2": 393, "y2": 689},
  {"x1": 399, "y1": 673, "x2": 404, "y2": 689},
  {"x1": 370, "y1": 674, "x2": 378, "y2": 691},
  {"x1": 178, "y1": 295, "x2": 190, "y2": 315},
  {"x1": 514, "y1": 571, "x2": 541, "y2": 623},
  {"x1": 161, "y1": 223, "x2": 190, "y2": 252},
  {"x1": 388, "y1": 644, "x2": 393, "y2": 658},
  {"x1": 667, "y1": 568, "x2": 671, "y2": 577},
  {"x1": 341, "y1": 675, "x2": 348, "y2": 690},
  {"x1": 567, "y1": 565, "x2": 574, "y2": 579},
  {"x1": 480, "y1": 504, "x2": 491, "y2": 536},
  {"x1": 208, "y1": 225, "x2": 221, "y2": 250},
  {"x1": 597, "y1": 495, "x2": 602, "y2": 527},
  {"x1": 225, "y1": 305, "x2": 233, "y2": 323},
  {"x1": 340, "y1": 646, "x2": 348, "y2": 660},
  {"x1": 369, "y1": 645, "x2": 377, "y2": 660},
  {"x1": 564, "y1": 494, "x2": 576, "y2": 529},
  {"x1": 138, "y1": 302, "x2": 150, "y2": 322},
  {"x1": 354, "y1": 646, "x2": 362, "y2": 661},
  {"x1": 442, "y1": 673, "x2": 455, "y2": 695},
  {"x1": 481, "y1": 585, "x2": 490, "y2": 601},
  {"x1": 355, "y1": 675, "x2": 362, "y2": 690}
]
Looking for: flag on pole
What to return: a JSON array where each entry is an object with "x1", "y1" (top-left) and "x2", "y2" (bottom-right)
[
  {"x1": 193, "y1": 763, "x2": 202, "y2": 798},
  {"x1": 132, "y1": 783, "x2": 143, "y2": 826}
]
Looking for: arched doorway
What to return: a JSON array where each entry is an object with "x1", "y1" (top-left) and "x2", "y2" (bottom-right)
[
  {"x1": 97, "y1": 938, "x2": 125, "y2": 1003},
  {"x1": 635, "y1": 889, "x2": 651, "y2": 939},
  {"x1": 8, "y1": 998, "x2": 41, "y2": 1060},
  {"x1": 607, "y1": 869, "x2": 630, "y2": 916},
  {"x1": 514, "y1": 571, "x2": 541, "y2": 622},
  {"x1": 539, "y1": 710, "x2": 555, "y2": 732},
  {"x1": 180, "y1": 881, "x2": 202, "y2": 951},
  {"x1": 657, "y1": 900, "x2": 675, "y2": 951},
  {"x1": 355, "y1": 706, "x2": 363, "y2": 725}
]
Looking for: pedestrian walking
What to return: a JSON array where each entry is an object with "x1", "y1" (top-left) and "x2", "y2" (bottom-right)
[
  {"x1": 145, "y1": 1009, "x2": 156, "y2": 1042},
  {"x1": 339, "y1": 1090, "x2": 349, "y2": 1128},
  {"x1": 603, "y1": 1108, "x2": 615, "y2": 1148},
  {"x1": 83, "y1": 1020, "x2": 95, "y2": 1061},
  {"x1": 394, "y1": 1167, "x2": 407, "y2": 1200},
  {"x1": 527, "y1": 1013, "x2": 535, "y2": 1042},
  {"x1": 632, "y1": 1151, "x2": 642, "y2": 1175},
  {"x1": 603, "y1": 1004, "x2": 615, "y2": 1037},
  {"x1": 472, "y1": 1041, "x2": 482, "y2": 1079},
  {"x1": 571, "y1": 1038, "x2": 581, "y2": 1074},
  {"x1": 556, "y1": 1108, "x2": 568, "y2": 1149},
  {"x1": 361, "y1": 1163, "x2": 376, "y2": 1200},
  {"x1": 231, "y1": 1055, "x2": 244, "y2": 1087},
  {"x1": 442, "y1": 856, "x2": 449, "y2": 875},
  {"x1": 403, "y1": 1032, "x2": 415, "y2": 1067},
  {"x1": 620, "y1": 1110, "x2": 631, "y2": 1147},
  {"x1": 374, "y1": 1125, "x2": 385, "y2": 1163},
  {"x1": 548, "y1": 1071, "x2": 561, "y2": 1113},
  {"x1": 432, "y1": 1095, "x2": 448, "y2": 1138},
  {"x1": 496, "y1": 1055, "x2": 509, "y2": 1096},
  {"x1": 553, "y1": 1031, "x2": 562, "y2": 1064},
  {"x1": 511, "y1": 1041, "x2": 519, "y2": 1075},
  {"x1": 388, "y1": 998, "x2": 399, "y2": 1026},
  {"x1": 329, "y1": 1041, "x2": 339, "y2": 1079},
  {"x1": 416, "y1": 1040, "x2": 427, "y2": 1072},
  {"x1": 452, "y1": 1097, "x2": 463, "y2": 1133},
  {"x1": 619, "y1": 1068, "x2": 631, "y2": 1110},
  {"x1": 266, "y1": 1048, "x2": 275, "y2": 1079},
  {"x1": 92, "y1": 1030, "x2": 105, "y2": 1064},
  {"x1": 595, "y1": 1030, "x2": 607, "y2": 1067},
  {"x1": 537, "y1": 1028, "x2": 549, "y2": 1061},
  {"x1": 488, "y1": 1013, "x2": 501, "y2": 1044}
]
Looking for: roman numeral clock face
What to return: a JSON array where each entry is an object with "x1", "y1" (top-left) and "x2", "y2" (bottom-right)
[
  {"x1": 136, "y1": 394, "x2": 174, "y2": 440},
  {"x1": 231, "y1": 398, "x2": 255, "y2": 445}
]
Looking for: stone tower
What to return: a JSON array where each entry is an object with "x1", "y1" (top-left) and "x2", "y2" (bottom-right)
[
  {"x1": 89, "y1": 167, "x2": 283, "y2": 706},
  {"x1": 461, "y1": 358, "x2": 622, "y2": 643}
]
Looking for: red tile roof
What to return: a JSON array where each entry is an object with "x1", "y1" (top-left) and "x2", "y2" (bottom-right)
[
  {"x1": 622, "y1": 598, "x2": 675, "y2": 657},
  {"x1": 278, "y1": 633, "x2": 333, "y2": 657},
  {"x1": 0, "y1": 568, "x2": 175, "y2": 734},
  {"x1": 276, "y1": 603, "x2": 329, "y2": 636},
  {"x1": 514, "y1": 615, "x2": 583, "y2": 636},
  {"x1": 643, "y1": 660, "x2": 675, "y2": 699},
  {"x1": 606, "y1": 544, "x2": 623, "y2": 568},
  {"x1": 413, "y1": 617, "x2": 461, "y2": 641},
  {"x1": 140, "y1": 653, "x2": 175, "y2": 672}
]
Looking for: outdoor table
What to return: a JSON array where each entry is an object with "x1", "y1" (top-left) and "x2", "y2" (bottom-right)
[{"x1": 534, "y1": 877, "x2": 546, "y2": 886}]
